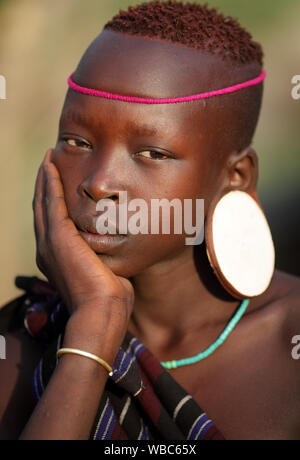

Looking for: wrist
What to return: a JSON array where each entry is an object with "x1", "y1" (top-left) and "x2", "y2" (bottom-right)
[
  {"x1": 57, "y1": 348, "x2": 114, "y2": 376},
  {"x1": 64, "y1": 310, "x2": 126, "y2": 364}
]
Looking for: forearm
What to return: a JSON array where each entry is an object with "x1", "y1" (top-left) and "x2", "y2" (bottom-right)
[
  {"x1": 20, "y1": 149, "x2": 134, "y2": 440},
  {"x1": 19, "y1": 312, "x2": 121, "y2": 441},
  {"x1": 19, "y1": 352, "x2": 109, "y2": 440}
]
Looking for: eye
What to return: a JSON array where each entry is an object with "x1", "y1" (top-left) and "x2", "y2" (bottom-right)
[
  {"x1": 62, "y1": 137, "x2": 92, "y2": 150},
  {"x1": 137, "y1": 150, "x2": 168, "y2": 160}
]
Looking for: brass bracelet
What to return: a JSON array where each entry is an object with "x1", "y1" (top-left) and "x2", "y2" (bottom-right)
[{"x1": 56, "y1": 348, "x2": 114, "y2": 377}]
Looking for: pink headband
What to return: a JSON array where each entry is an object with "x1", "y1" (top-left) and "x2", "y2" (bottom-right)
[{"x1": 67, "y1": 69, "x2": 266, "y2": 104}]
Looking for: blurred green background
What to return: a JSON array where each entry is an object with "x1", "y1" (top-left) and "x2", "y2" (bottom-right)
[{"x1": 0, "y1": 0, "x2": 299, "y2": 306}]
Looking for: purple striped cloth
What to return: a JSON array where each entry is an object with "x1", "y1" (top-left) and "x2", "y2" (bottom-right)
[{"x1": 2, "y1": 276, "x2": 225, "y2": 440}]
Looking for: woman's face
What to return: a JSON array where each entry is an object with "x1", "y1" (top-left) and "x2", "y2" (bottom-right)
[{"x1": 51, "y1": 31, "x2": 235, "y2": 278}]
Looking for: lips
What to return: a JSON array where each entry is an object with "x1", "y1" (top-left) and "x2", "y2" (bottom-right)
[
  {"x1": 75, "y1": 213, "x2": 126, "y2": 236},
  {"x1": 75, "y1": 213, "x2": 127, "y2": 253}
]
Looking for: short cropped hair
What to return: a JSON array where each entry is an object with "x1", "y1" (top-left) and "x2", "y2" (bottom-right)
[
  {"x1": 103, "y1": 1, "x2": 264, "y2": 154},
  {"x1": 105, "y1": 0, "x2": 263, "y2": 66}
]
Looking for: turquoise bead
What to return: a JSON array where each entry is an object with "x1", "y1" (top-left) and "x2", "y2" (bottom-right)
[{"x1": 161, "y1": 299, "x2": 250, "y2": 369}]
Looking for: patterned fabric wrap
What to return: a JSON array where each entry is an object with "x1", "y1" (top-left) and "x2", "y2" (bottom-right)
[{"x1": 15, "y1": 276, "x2": 225, "y2": 440}]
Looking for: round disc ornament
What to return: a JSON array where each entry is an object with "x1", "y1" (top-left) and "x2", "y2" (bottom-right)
[{"x1": 205, "y1": 191, "x2": 275, "y2": 299}]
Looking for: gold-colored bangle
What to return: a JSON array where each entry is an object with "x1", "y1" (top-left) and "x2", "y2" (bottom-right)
[{"x1": 56, "y1": 348, "x2": 114, "y2": 377}]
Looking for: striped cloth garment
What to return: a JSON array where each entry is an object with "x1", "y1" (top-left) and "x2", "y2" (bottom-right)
[{"x1": 4, "y1": 276, "x2": 225, "y2": 440}]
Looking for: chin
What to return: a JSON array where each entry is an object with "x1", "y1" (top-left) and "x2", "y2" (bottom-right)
[{"x1": 95, "y1": 252, "x2": 137, "y2": 279}]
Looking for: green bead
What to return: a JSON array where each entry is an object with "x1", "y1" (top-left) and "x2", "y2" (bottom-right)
[{"x1": 160, "y1": 299, "x2": 250, "y2": 369}]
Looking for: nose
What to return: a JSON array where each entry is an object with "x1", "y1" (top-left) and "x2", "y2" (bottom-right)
[{"x1": 79, "y1": 151, "x2": 126, "y2": 204}]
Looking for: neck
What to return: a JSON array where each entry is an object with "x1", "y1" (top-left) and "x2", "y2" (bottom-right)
[{"x1": 129, "y1": 245, "x2": 240, "y2": 349}]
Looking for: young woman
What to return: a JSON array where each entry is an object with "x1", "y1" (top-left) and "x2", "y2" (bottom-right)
[{"x1": 0, "y1": 1, "x2": 299, "y2": 440}]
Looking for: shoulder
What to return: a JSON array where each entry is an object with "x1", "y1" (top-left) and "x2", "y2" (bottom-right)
[
  {"x1": 275, "y1": 271, "x2": 300, "y2": 361},
  {"x1": 0, "y1": 330, "x2": 45, "y2": 439},
  {"x1": 251, "y1": 270, "x2": 300, "y2": 353},
  {"x1": 266, "y1": 270, "x2": 300, "y2": 331},
  {"x1": 0, "y1": 276, "x2": 68, "y2": 341},
  {"x1": 246, "y1": 270, "x2": 300, "y2": 387},
  {"x1": 273, "y1": 271, "x2": 300, "y2": 438},
  {"x1": 264, "y1": 270, "x2": 300, "y2": 435},
  {"x1": 0, "y1": 276, "x2": 67, "y2": 439},
  {"x1": 270, "y1": 269, "x2": 300, "y2": 299},
  {"x1": 251, "y1": 269, "x2": 300, "y2": 323},
  {"x1": 243, "y1": 270, "x2": 300, "y2": 438}
]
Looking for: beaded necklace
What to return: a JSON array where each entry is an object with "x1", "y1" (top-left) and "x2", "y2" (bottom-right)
[{"x1": 160, "y1": 298, "x2": 250, "y2": 370}]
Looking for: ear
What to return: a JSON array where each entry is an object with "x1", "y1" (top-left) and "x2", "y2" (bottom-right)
[{"x1": 226, "y1": 147, "x2": 258, "y2": 199}]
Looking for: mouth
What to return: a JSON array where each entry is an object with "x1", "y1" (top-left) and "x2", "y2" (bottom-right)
[
  {"x1": 75, "y1": 214, "x2": 127, "y2": 253},
  {"x1": 78, "y1": 230, "x2": 127, "y2": 253}
]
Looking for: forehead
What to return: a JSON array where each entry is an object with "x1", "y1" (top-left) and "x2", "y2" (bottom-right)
[
  {"x1": 74, "y1": 29, "x2": 239, "y2": 99},
  {"x1": 61, "y1": 30, "x2": 259, "y2": 155},
  {"x1": 60, "y1": 88, "x2": 209, "y2": 160},
  {"x1": 62, "y1": 31, "x2": 227, "y2": 146}
]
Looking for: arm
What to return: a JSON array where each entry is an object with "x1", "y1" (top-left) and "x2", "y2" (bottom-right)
[
  {"x1": 18, "y1": 150, "x2": 134, "y2": 440},
  {"x1": 19, "y1": 301, "x2": 127, "y2": 440}
]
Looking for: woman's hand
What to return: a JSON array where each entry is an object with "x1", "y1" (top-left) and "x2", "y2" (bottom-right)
[
  {"x1": 18, "y1": 150, "x2": 134, "y2": 441},
  {"x1": 33, "y1": 149, "x2": 134, "y2": 358}
]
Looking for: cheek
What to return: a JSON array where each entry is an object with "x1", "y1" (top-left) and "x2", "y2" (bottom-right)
[
  {"x1": 52, "y1": 147, "x2": 82, "y2": 210},
  {"x1": 184, "y1": 157, "x2": 225, "y2": 213},
  {"x1": 159, "y1": 164, "x2": 207, "y2": 202}
]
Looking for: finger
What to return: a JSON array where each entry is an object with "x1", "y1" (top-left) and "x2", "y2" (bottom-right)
[
  {"x1": 43, "y1": 159, "x2": 118, "y2": 276},
  {"x1": 34, "y1": 149, "x2": 53, "y2": 208},
  {"x1": 33, "y1": 150, "x2": 52, "y2": 243},
  {"x1": 43, "y1": 158, "x2": 75, "y2": 233},
  {"x1": 33, "y1": 165, "x2": 44, "y2": 240},
  {"x1": 43, "y1": 148, "x2": 54, "y2": 166}
]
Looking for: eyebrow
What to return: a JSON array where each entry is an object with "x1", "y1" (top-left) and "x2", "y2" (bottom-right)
[
  {"x1": 125, "y1": 122, "x2": 158, "y2": 137},
  {"x1": 60, "y1": 110, "x2": 159, "y2": 137},
  {"x1": 60, "y1": 110, "x2": 92, "y2": 128}
]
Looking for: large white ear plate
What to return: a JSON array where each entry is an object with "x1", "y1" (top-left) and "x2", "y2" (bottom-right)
[{"x1": 206, "y1": 191, "x2": 275, "y2": 299}]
